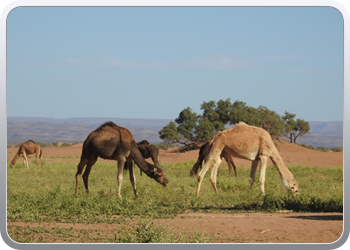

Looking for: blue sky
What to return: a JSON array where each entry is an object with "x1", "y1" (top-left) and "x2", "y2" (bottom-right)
[{"x1": 7, "y1": 7, "x2": 344, "y2": 121}]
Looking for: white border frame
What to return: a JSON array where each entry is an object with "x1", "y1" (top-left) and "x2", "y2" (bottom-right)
[{"x1": 1, "y1": 1, "x2": 349, "y2": 249}]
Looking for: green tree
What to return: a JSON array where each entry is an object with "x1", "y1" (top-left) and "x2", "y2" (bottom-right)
[
  {"x1": 195, "y1": 118, "x2": 216, "y2": 141},
  {"x1": 215, "y1": 98, "x2": 232, "y2": 124},
  {"x1": 159, "y1": 99, "x2": 310, "y2": 146},
  {"x1": 228, "y1": 100, "x2": 260, "y2": 126},
  {"x1": 159, "y1": 107, "x2": 200, "y2": 146},
  {"x1": 256, "y1": 106, "x2": 285, "y2": 137},
  {"x1": 200, "y1": 100, "x2": 225, "y2": 131},
  {"x1": 175, "y1": 107, "x2": 199, "y2": 140},
  {"x1": 293, "y1": 119, "x2": 311, "y2": 143},
  {"x1": 282, "y1": 111, "x2": 310, "y2": 143},
  {"x1": 158, "y1": 121, "x2": 180, "y2": 144}
]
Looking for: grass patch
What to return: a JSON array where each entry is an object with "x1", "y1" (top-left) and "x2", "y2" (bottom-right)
[{"x1": 7, "y1": 160, "x2": 343, "y2": 242}]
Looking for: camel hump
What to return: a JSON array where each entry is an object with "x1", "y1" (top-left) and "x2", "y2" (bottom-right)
[
  {"x1": 96, "y1": 121, "x2": 118, "y2": 131},
  {"x1": 138, "y1": 140, "x2": 150, "y2": 145},
  {"x1": 26, "y1": 140, "x2": 36, "y2": 143}
]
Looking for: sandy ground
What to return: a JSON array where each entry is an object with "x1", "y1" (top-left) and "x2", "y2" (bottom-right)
[{"x1": 6, "y1": 140, "x2": 344, "y2": 244}]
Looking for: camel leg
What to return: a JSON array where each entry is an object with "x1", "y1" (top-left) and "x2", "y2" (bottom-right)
[
  {"x1": 117, "y1": 157, "x2": 126, "y2": 198},
  {"x1": 228, "y1": 162, "x2": 232, "y2": 176},
  {"x1": 127, "y1": 159, "x2": 138, "y2": 197},
  {"x1": 196, "y1": 157, "x2": 218, "y2": 197},
  {"x1": 22, "y1": 152, "x2": 29, "y2": 169},
  {"x1": 82, "y1": 156, "x2": 98, "y2": 194},
  {"x1": 230, "y1": 157, "x2": 238, "y2": 177},
  {"x1": 210, "y1": 157, "x2": 222, "y2": 194},
  {"x1": 259, "y1": 155, "x2": 269, "y2": 194},
  {"x1": 39, "y1": 149, "x2": 43, "y2": 167},
  {"x1": 35, "y1": 150, "x2": 40, "y2": 168},
  {"x1": 223, "y1": 156, "x2": 232, "y2": 176},
  {"x1": 249, "y1": 158, "x2": 259, "y2": 189},
  {"x1": 75, "y1": 158, "x2": 89, "y2": 195}
]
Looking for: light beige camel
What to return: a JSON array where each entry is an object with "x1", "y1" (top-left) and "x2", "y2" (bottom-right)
[
  {"x1": 196, "y1": 122, "x2": 298, "y2": 197},
  {"x1": 10, "y1": 140, "x2": 42, "y2": 169},
  {"x1": 75, "y1": 122, "x2": 168, "y2": 198}
]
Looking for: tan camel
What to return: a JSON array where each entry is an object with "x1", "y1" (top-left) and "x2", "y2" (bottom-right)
[
  {"x1": 75, "y1": 122, "x2": 168, "y2": 198},
  {"x1": 10, "y1": 140, "x2": 42, "y2": 169},
  {"x1": 196, "y1": 122, "x2": 298, "y2": 197},
  {"x1": 190, "y1": 141, "x2": 237, "y2": 177}
]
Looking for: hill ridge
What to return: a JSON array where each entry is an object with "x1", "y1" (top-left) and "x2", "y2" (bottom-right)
[{"x1": 7, "y1": 117, "x2": 342, "y2": 148}]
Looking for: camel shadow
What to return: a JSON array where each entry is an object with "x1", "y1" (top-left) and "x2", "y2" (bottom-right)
[
  {"x1": 195, "y1": 207, "x2": 343, "y2": 220},
  {"x1": 286, "y1": 215, "x2": 343, "y2": 221},
  {"x1": 198, "y1": 206, "x2": 252, "y2": 211}
]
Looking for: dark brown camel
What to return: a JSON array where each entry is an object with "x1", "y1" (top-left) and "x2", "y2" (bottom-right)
[
  {"x1": 123, "y1": 140, "x2": 160, "y2": 176},
  {"x1": 136, "y1": 140, "x2": 160, "y2": 176},
  {"x1": 10, "y1": 140, "x2": 42, "y2": 169},
  {"x1": 75, "y1": 122, "x2": 168, "y2": 198},
  {"x1": 190, "y1": 141, "x2": 237, "y2": 177}
]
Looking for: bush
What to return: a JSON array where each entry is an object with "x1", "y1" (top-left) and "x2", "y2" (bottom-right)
[
  {"x1": 155, "y1": 143, "x2": 174, "y2": 150},
  {"x1": 330, "y1": 147, "x2": 343, "y2": 152}
]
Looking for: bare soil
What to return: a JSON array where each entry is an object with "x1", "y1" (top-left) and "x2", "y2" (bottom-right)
[{"x1": 6, "y1": 140, "x2": 344, "y2": 243}]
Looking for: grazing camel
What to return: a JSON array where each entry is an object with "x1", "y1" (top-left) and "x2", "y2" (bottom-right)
[
  {"x1": 196, "y1": 122, "x2": 298, "y2": 197},
  {"x1": 75, "y1": 122, "x2": 168, "y2": 198},
  {"x1": 136, "y1": 140, "x2": 160, "y2": 176},
  {"x1": 190, "y1": 141, "x2": 237, "y2": 177},
  {"x1": 10, "y1": 140, "x2": 42, "y2": 169},
  {"x1": 123, "y1": 140, "x2": 160, "y2": 176}
]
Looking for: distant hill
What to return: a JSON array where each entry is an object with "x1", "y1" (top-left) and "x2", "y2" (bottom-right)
[
  {"x1": 7, "y1": 117, "x2": 172, "y2": 145},
  {"x1": 7, "y1": 117, "x2": 343, "y2": 148},
  {"x1": 297, "y1": 121, "x2": 343, "y2": 148}
]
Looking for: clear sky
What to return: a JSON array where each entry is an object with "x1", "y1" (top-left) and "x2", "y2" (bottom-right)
[{"x1": 6, "y1": 6, "x2": 344, "y2": 122}]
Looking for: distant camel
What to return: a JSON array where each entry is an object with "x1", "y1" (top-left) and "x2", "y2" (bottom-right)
[
  {"x1": 10, "y1": 140, "x2": 42, "y2": 169},
  {"x1": 75, "y1": 122, "x2": 168, "y2": 198},
  {"x1": 196, "y1": 122, "x2": 298, "y2": 197},
  {"x1": 190, "y1": 141, "x2": 237, "y2": 177}
]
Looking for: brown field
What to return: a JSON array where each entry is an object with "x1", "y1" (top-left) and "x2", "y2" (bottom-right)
[{"x1": 6, "y1": 140, "x2": 344, "y2": 244}]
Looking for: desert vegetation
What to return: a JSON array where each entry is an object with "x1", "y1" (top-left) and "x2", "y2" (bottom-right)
[
  {"x1": 7, "y1": 158, "x2": 343, "y2": 243},
  {"x1": 159, "y1": 99, "x2": 310, "y2": 148}
]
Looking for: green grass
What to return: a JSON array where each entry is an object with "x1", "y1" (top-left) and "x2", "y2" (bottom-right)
[{"x1": 7, "y1": 159, "x2": 343, "y2": 242}]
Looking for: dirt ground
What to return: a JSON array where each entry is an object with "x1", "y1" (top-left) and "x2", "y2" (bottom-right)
[{"x1": 6, "y1": 140, "x2": 344, "y2": 244}]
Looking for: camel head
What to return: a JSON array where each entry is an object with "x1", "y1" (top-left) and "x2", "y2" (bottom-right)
[
  {"x1": 284, "y1": 179, "x2": 299, "y2": 195},
  {"x1": 190, "y1": 169, "x2": 196, "y2": 177},
  {"x1": 148, "y1": 164, "x2": 168, "y2": 187},
  {"x1": 190, "y1": 162, "x2": 201, "y2": 177}
]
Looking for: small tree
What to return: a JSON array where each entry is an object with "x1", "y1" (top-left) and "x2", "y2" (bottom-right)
[
  {"x1": 158, "y1": 121, "x2": 180, "y2": 144},
  {"x1": 159, "y1": 107, "x2": 199, "y2": 146},
  {"x1": 282, "y1": 111, "x2": 310, "y2": 143},
  {"x1": 175, "y1": 107, "x2": 199, "y2": 141}
]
